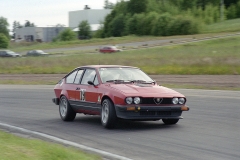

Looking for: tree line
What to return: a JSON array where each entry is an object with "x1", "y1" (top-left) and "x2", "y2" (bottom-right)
[
  {"x1": 94, "y1": 0, "x2": 240, "y2": 38},
  {"x1": 1, "y1": 0, "x2": 240, "y2": 47}
]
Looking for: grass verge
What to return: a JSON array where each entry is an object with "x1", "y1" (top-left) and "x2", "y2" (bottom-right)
[
  {"x1": 1, "y1": 35, "x2": 240, "y2": 75},
  {"x1": 202, "y1": 18, "x2": 240, "y2": 33},
  {"x1": 0, "y1": 129, "x2": 101, "y2": 160}
]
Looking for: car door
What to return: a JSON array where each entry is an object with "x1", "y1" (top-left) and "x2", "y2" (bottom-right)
[
  {"x1": 64, "y1": 69, "x2": 83, "y2": 107},
  {"x1": 75, "y1": 68, "x2": 100, "y2": 114}
]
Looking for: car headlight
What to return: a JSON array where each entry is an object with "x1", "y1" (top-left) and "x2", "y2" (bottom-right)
[
  {"x1": 133, "y1": 97, "x2": 141, "y2": 104},
  {"x1": 125, "y1": 97, "x2": 133, "y2": 104},
  {"x1": 172, "y1": 97, "x2": 179, "y2": 104},
  {"x1": 179, "y1": 98, "x2": 185, "y2": 104}
]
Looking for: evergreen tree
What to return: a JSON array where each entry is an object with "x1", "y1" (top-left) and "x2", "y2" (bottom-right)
[
  {"x1": 127, "y1": 0, "x2": 148, "y2": 14},
  {"x1": 104, "y1": 0, "x2": 115, "y2": 9},
  {"x1": 78, "y1": 20, "x2": 91, "y2": 39},
  {"x1": 0, "y1": 17, "x2": 10, "y2": 39},
  {"x1": 0, "y1": 33, "x2": 9, "y2": 48}
]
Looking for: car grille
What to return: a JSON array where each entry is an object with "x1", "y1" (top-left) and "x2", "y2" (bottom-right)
[
  {"x1": 140, "y1": 111, "x2": 171, "y2": 116},
  {"x1": 141, "y1": 98, "x2": 172, "y2": 105}
]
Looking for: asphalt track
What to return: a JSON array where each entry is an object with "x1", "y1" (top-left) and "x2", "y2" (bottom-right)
[{"x1": 0, "y1": 85, "x2": 239, "y2": 160}]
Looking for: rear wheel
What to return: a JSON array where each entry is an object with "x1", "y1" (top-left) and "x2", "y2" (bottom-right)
[
  {"x1": 162, "y1": 119, "x2": 179, "y2": 125},
  {"x1": 59, "y1": 96, "x2": 76, "y2": 121},
  {"x1": 101, "y1": 99, "x2": 117, "y2": 129}
]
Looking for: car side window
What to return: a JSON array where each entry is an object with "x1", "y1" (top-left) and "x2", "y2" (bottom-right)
[
  {"x1": 81, "y1": 69, "x2": 96, "y2": 85},
  {"x1": 74, "y1": 69, "x2": 84, "y2": 84},
  {"x1": 66, "y1": 70, "x2": 78, "y2": 83}
]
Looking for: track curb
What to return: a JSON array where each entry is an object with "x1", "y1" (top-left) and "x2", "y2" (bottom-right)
[{"x1": 0, "y1": 122, "x2": 132, "y2": 160}]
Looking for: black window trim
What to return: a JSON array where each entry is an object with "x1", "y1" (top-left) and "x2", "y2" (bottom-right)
[{"x1": 80, "y1": 68, "x2": 98, "y2": 85}]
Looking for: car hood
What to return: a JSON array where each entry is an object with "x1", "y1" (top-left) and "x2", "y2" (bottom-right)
[{"x1": 107, "y1": 83, "x2": 184, "y2": 97}]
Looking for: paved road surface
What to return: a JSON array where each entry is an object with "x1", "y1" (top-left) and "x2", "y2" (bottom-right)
[{"x1": 0, "y1": 85, "x2": 239, "y2": 160}]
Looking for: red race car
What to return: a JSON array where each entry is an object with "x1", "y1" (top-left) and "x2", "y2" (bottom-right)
[
  {"x1": 99, "y1": 46, "x2": 122, "y2": 53},
  {"x1": 52, "y1": 65, "x2": 189, "y2": 128}
]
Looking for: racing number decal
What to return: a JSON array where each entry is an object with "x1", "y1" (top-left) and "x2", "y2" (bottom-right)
[{"x1": 80, "y1": 89, "x2": 86, "y2": 101}]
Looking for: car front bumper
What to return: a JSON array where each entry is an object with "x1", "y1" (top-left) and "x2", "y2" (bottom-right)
[
  {"x1": 115, "y1": 105, "x2": 189, "y2": 120},
  {"x1": 52, "y1": 98, "x2": 59, "y2": 105}
]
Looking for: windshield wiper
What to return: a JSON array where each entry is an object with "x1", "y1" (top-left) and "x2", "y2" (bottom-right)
[
  {"x1": 129, "y1": 80, "x2": 155, "y2": 84},
  {"x1": 106, "y1": 79, "x2": 125, "y2": 83}
]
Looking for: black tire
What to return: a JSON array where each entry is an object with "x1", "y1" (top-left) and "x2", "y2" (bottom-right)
[
  {"x1": 162, "y1": 119, "x2": 179, "y2": 125},
  {"x1": 59, "y1": 96, "x2": 76, "y2": 121},
  {"x1": 101, "y1": 99, "x2": 117, "y2": 129}
]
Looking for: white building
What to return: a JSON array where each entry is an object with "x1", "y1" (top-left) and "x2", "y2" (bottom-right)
[
  {"x1": 69, "y1": 9, "x2": 112, "y2": 31},
  {"x1": 15, "y1": 27, "x2": 66, "y2": 42}
]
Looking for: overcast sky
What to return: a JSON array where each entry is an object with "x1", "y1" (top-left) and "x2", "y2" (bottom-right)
[{"x1": 1, "y1": 0, "x2": 118, "y2": 30}]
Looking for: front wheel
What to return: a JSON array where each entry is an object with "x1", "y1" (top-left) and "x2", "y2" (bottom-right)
[
  {"x1": 101, "y1": 99, "x2": 117, "y2": 129},
  {"x1": 59, "y1": 96, "x2": 76, "y2": 121},
  {"x1": 162, "y1": 119, "x2": 179, "y2": 125}
]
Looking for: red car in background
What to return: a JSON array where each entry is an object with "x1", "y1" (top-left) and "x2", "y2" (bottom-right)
[
  {"x1": 52, "y1": 65, "x2": 189, "y2": 129},
  {"x1": 99, "y1": 46, "x2": 122, "y2": 53}
]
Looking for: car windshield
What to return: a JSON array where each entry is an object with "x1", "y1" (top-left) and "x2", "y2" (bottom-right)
[
  {"x1": 99, "y1": 67, "x2": 154, "y2": 83},
  {"x1": 110, "y1": 46, "x2": 117, "y2": 49},
  {"x1": 6, "y1": 51, "x2": 16, "y2": 55},
  {"x1": 36, "y1": 50, "x2": 44, "y2": 53}
]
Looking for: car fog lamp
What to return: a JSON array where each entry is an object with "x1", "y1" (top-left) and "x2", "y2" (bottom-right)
[
  {"x1": 126, "y1": 97, "x2": 133, "y2": 104},
  {"x1": 172, "y1": 97, "x2": 179, "y2": 104},
  {"x1": 179, "y1": 98, "x2": 185, "y2": 104},
  {"x1": 133, "y1": 97, "x2": 141, "y2": 104}
]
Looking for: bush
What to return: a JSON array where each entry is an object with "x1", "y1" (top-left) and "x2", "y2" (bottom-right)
[
  {"x1": 0, "y1": 33, "x2": 9, "y2": 48},
  {"x1": 190, "y1": 5, "x2": 220, "y2": 24},
  {"x1": 227, "y1": 0, "x2": 240, "y2": 19},
  {"x1": 53, "y1": 28, "x2": 77, "y2": 41},
  {"x1": 78, "y1": 20, "x2": 91, "y2": 38},
  {"x1": 151, "y1": 13, "x2": 173, "y2": 36},
  {"x1": 168, "y1": 16, "x2": 202, "y2": 35}
]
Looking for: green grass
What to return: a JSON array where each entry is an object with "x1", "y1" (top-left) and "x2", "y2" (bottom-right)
[
  {"x1": 9, "y1": 35, "x2": 181, "y2": 53},
  {"x1": 1, "y1": 35, "x2": 240, "y2": 75},
  {"x1": 202, "y1": 18, "x2": 240, "y2": 33},
  {"x1": 0, "y1": 130, "x2": 101, "y2": 160}
]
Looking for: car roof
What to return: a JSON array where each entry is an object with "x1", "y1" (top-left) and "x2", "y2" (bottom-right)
[
  {"x1": 0, "y1": 50, "x2": 11, "y2": 51},
  {"x1": 76, "y1": 65, "x2": 138, "y2": 69}
]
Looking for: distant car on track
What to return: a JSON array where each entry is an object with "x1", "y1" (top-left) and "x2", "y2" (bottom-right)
[
  {"x1": 26, "y1": 50, "x2": 49, "y2": 56},
  {"x1": 99, "y1": 46, "x2": 122, "y2": 53},
  {"x1": 0, "y1": 50, "x2": 21, "y2": 57},
  {"x1": 52, "y1": 65, "x2": 189, "y2": 128}
]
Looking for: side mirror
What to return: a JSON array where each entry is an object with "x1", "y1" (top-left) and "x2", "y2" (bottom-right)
[
  {"x1": 153, "y1": 79, "x2": 157, "y2": 85},
  {"x1": 88, "y1": 81, "x2": 95, "y2": 86}
]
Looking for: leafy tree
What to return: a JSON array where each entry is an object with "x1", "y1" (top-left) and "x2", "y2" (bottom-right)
[
  {"x1": 104, "y1": 0, "x2": 115, "y2": 9},
  {"x1": 55, "y1": 24, "x2": 65, "y2": 27},
  {"x1": 78, "y1": 20, "x2": 91, "y2": 39},
  {"x1": 151, "y1": 13, "x2": 173, "y2": 36},
  {"x1": 111, "y1": 14, "x2": 125, "y2": 37},
  {"x1": 54, "y1": 28, "x2": 77, "y2": 41},
  {"x1": 93, "y1": 22, "x2": 104, "y2": 38},
  {"x1": 142, "y1": 12, "x2": 159, "y2": 35},
  {"x1": 224, "y1": 0, "x2": 239, "y2": 7},
  {"x1": 168, "y1": 16, "x2": 201, "y2": 35},
  {"x1": 25, "y1": 20, "x2": 35, "y2": 27},
  {"x1": 127, "y1": 0, "x2": 148, "y2": 14},
  {"x1": 125, "y1": 15, "x2": 138, "y2": 35},
  {"x1": 12, "y1": 21, "x2": 23, "y2": 39},
  {"x1": 226, "y1": 0, "x2": 240, "y2": 18},
  {"x1": 0, "y1": 17, "x2": 10, "y2": 39},
  {"x1": 0, "y1": 33, "x2": 9, "y2": 48}
]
